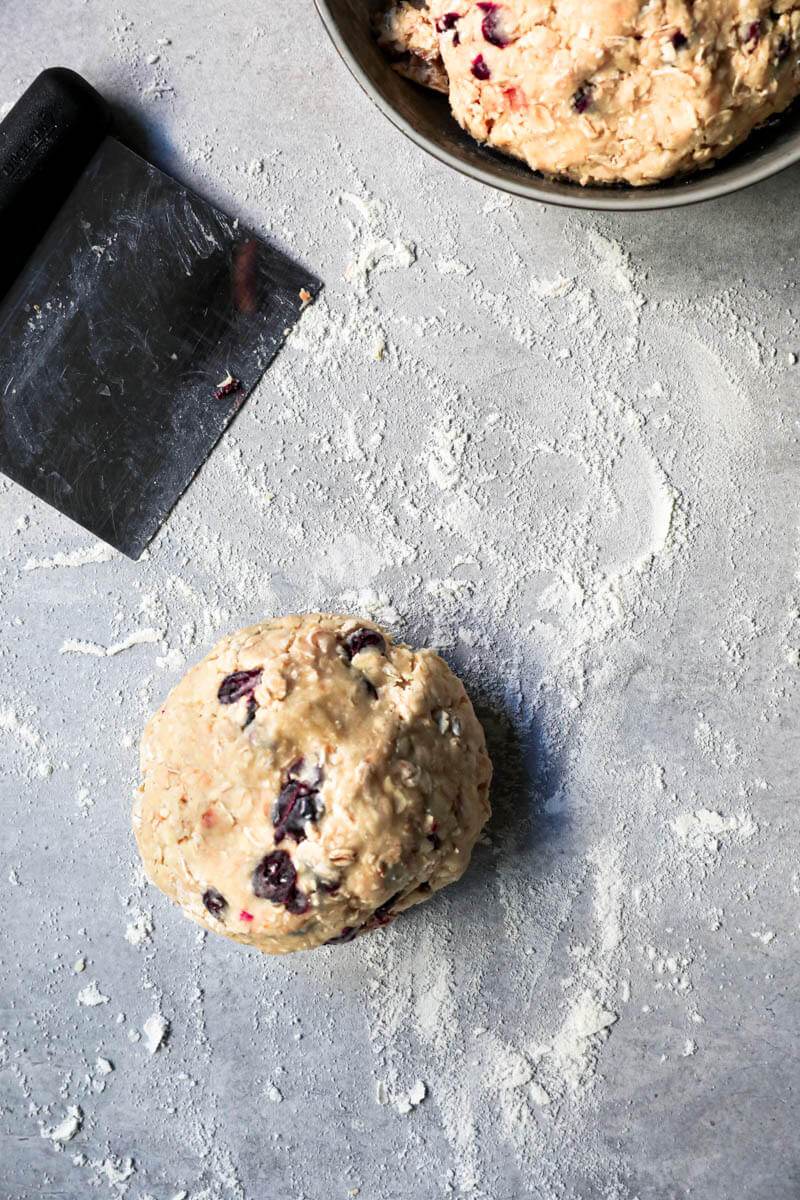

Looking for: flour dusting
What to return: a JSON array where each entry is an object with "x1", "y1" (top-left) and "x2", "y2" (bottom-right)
[{"x1": 0, "y1": 22, "x2": 793, "y2": 1198}]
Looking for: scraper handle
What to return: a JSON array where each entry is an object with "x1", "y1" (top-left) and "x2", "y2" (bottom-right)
[{"x1": 0, "y1": 67, "x2": 110, "y2": 298}]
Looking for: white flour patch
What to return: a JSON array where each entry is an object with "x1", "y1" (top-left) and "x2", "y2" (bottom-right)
[
  {"x1": 394, "y1": 1079, "x2": 426, "y2": 1114},
  {"x1": 583, "y1": 228, "x2": 645, "y2": 311},
  {"x1": 337, "y1": 588, "x2": 400, "y2": 627},
  {"x1": 428, "y1": 420, "x2": 468, "y2": 491},
  {"x1": 345, "y1": 236, "x2": 416, "y2": 290},
  {"x1": 0, "y1": 705, "x2": 51, "y2": 782},
  {"x1": 588, "y1": 839, "x2": 624, "y2": 955},
  {"x1": 671, "y1": 809, "x2": 758, "y2": 853},
  {"x1": 24, "y1": 543, "x2": 114, "y2": 570},
  {"x1": 72, "y1": 1154, "x2": 135, "y2": 1189},
  {"x1": 340, "y1": 188, "x2": 416, "y2": 291},
  {"x1": 40, "y1": 1106, "x2": 82, "y2": 1144},
  {"x1": 155, "y1": 646, "x2": 184, "y2": 671},
  {"x1": 77, "y1": 981, "x2": 109, "y2": 1007},
  {"x1": 545, "y1": 991, "x2": 619, "y2": 1093},
  {"x1": 0, "y1": 707, "x2": 43, "y2": 752},
  {"x1": 124, "y1": 908, "x2": 153, "y2": 948},
  {"x1": 142, "y1": 1013, "x2": 169, "y2": 1055},
  {"x1": 436, "y1": 257, "x2": 472, "y2": 276},
  {"x1": 532, "y1": 275, "x2": 575, "y2": 298},
  {"x1": 59, "y1": 628, "x2": 163, "y2": 657},
  {"x1": 338, "y1": 189, "x2": 382, "y2": 224}
]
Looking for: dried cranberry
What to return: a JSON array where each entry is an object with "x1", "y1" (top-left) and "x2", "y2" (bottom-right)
[
  {"x1": 671, "y1": 30, "x2": 688, "y2": 50},
  {"x1": 286, "y1": 890, "x2": 310, "y2": 916},
  {"x1": 202, "y1": 888, "x2": 227, "y2": 919},
  {"x1": 471, "y1": 54, "x2": 491, "y2": 80},
  {"x1": 214, "y1": 375, "x2": 242, "y2": 400},
  {"x1": 477, "y1": 2, "x2": 510, "y2": 48},
  {"x1": 218, "y1": 668, "x2": 262, "y2": 705},
  {"x1": 435, "y1": 11, "x2": 460, "y2": 33},
  {"x1": 252, "y1": 850, "x2": 297, "y2": 903},
  {"x1": 326, "y1": 925, "x2": 360, "y2": 945},
  {"x1": 272, "y1": 759, "x2": 324, "y2": 844},
  {"x1": 343, "y1": 628, "x2": 386, "y2": 660},
  {"x1": 572, "y1": 85, "x2": 593, "y2": 114},
  {"x1": 218, "y1": 668, "x2": 262, "y2": 727},
  {"x1": 744, "y1": 20, "x2": 761, "y2": 47}
]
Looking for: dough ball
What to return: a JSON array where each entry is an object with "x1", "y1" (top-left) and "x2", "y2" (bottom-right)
[
  {"x1": 134, "y1": 614, "x2": 492, "y2": 954},
  {"x1": 377, "y1": 1, "x2": 800, "y2": 185}
]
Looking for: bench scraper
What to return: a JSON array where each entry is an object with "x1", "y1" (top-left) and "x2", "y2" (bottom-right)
[{"x1": 0, "y1": 68, "x2": 319, "y2": 559}]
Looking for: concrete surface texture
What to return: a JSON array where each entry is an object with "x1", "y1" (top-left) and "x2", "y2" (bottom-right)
[{"x1": 1, "y1": 3, "x2": 799, "y2": 1198}]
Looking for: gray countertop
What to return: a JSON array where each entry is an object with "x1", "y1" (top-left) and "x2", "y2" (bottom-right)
[{"x1": 2, "y1": 3, "x2": 799, "y2": 1198}]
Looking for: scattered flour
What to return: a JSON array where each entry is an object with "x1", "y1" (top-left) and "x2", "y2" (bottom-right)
[
  {"x1": 0, "y1": 707, "x2": 42, "y2": 751},
  {"x1": 0, "y1": 109, "x2": 790, "y2": 1199},
  {"x1": 77, "y1": 981, "x2": 110, "y2": 1007},
  {"x1": 337, "y1": 588, "x2": 400, "y2": 628},
  {"x1": 394, "y1": 1079, "x2": 426, "y2": 1115},
  {"x1": 427, "y1": 420, "x2": 468, "y2": 491},
  {"x1": 436, "y1": 257, "x2": 472, "y2": 277},
  {"x1": 345, "y1": 236, "x2": 416, "y2": 290},
  {"x1": 72, "y1": 1155, "x2": 135, "y2": 1188},
  {"x1": 40, "y1": 1106, "x2": 82, "y2": 1144},
  {"x1": 671, "y1": 809, "x2": 758, "y2": 852},
  {"x1": 340, "y1": 187, "x2": 416, "y2": 291},
  {"x1": 142, "y1": 1013, "x2": 169, "y2": 1055},
  {"x1": 545, "y1": 992, "x2": 619, "y2": 1093},
  {"x1": 59, "y1": 628, "x2": 164, "y2": 657},
  {"x1": 124, "y1": 908, "x2": 153, "y2": 948},
  {"x1": 24, "y1": 543, "x2": 114, "y2": 570}
]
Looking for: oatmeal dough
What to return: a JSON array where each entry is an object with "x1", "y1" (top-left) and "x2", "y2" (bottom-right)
[
  {"x1": 377, "y1": 1, "x2": 800, "y2": 185},
  {"x1": 134, "y1": 614, "x2": 492, "y2": 954}
]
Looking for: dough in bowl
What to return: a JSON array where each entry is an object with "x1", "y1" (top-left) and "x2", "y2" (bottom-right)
[
  {"x1": 376, "y1": 0, "x2": 800, "y2": 185},
  {"x1": 134, "y1": 613, "x2": 492, "y2": 954}
]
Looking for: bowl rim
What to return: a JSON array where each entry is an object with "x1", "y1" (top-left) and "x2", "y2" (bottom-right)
[{"x1": 314, "y1": 0, "x2": 800, "y2": 212}]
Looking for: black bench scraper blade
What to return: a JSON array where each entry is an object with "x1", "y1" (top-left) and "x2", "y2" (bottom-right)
[{"x1": 0, "y1": 69, "x2": 318, "y2": 559}]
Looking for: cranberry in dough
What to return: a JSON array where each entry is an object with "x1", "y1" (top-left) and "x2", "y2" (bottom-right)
[
  {"x1": 377, "y1": 1, "x2": 800, "y2": 185},
  {"x1": 134, "y1": 614, "x2": 492, "y2": 954}
]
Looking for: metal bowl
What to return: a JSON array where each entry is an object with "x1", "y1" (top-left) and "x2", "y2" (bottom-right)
[{"x1": 315, "y1": 0, "x2": 800, "y2": 210}]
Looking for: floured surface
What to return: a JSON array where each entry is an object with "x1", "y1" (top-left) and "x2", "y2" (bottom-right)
[{"x1": 1, "y1": 4, "x2": 799, "y2": 1199}]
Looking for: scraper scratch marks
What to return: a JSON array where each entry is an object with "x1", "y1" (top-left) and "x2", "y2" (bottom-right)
[{"x1": 174, "y1": 202, "x2": 224, "y2": 273}]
